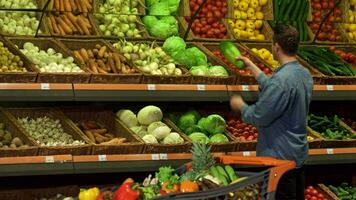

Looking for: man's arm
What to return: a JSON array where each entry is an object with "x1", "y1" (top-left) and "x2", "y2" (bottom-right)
[{"x1": 236, "y1": 56, "x2": 269, "y2": 89}]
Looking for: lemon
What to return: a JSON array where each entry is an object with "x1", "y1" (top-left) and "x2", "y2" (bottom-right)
[
  {"x1": 256, "y1": 34, "x2": 266, "y2": 40},
  {"x1": 240, "y1": 11, "x2": 248, "y2": 19},
  {"x1": 249, "y1": 36, "x2": 257, "y2": 40},
  {"x1": 251, "y1": 48, "x2": 258, "y2": 54},
  {"x1": 240, "y1": 30, "x2": 249, "y2": 38},
  {"x1": 254, "y1": 30, "x2": 260, "y2": 36},
  {"x1": 233, "y1": 29, "x2": 241, "y2": 37},
  {"x1": 250, "y1": 0, "x2": 259, "y2": 8},
  {"x1": 233, "y1": 0, "x2": 239, "y2": 8},
  {"x1": 235, "y1": 20, "x2": 246, "y2": 30},
  {"x1": 241, "y1": 0, "x2": 250, "y2": 3},
  {"x1": 259, "y1": 0, "x2": 267, "y2": 6},
  {"x1": 351, "y1": 0, "x2": 356, "y2": 6},
  {"x1": 238, "y1": 1, "x2": 249, "y2": 11},
  {"x1": 350, "y1": 24, "x2": 356, "y2": 32},
  {"x1": 234, "y1": 10, "x2": 242, "y2": 19},
  {"x1": 254, "y1": 20, "x2": 263, "y2": 29},
  {"x1": 228, "y1": 19, "x2": 235, "y2": 28},
  {"x1": 246, "y1": 28, "x2": 255, "y2": 37},
  {"x1": 256, "y1": 11, "x2": 264, "y2": 20},
  {"x1": 256, "y1": 6, "x2": 262, "y2": 11},
  {"x1": 349, "y1": 15, "x2": 355, "y2": 23},
  {"x1": 348, "y1": 32, "x2": 354, "y2": 40},
  {"x1": 247, "y1": 8, "x2": 255, "y2": 19},
  {"x1": 246, "y1": 20, "x2": 255, "y2": 30}
]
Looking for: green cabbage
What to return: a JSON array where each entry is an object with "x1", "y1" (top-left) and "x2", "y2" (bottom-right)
[
  {"x1": 173, "y1": 47, "x2": 208, "y2": 69},
  {"x1": 149, "y1": 1, "x2": 170, "y2": 16},
  {"x1": 178, "y1": 112, "x2": 199, "y2": 131},
  {"x1": 137, "y1": 106, "x2": 163, "y2": 125},
  {"x1": 209, "y1": 133, "x2": 229, "y2": 143},
  {"x1": 167, "y1": 112, "x2": 179, "y2": 124},
  {"x1": 116, "y1": 109, "x2": 138, "y2": 128},
  {"x1": 148, "y1": 122, "x2": 171, "y2": 140},
  {"x1": 163, "y1": 132, "x2": 184, "y2": 144},
  {"x1": 142, "y1": 16, "x2": 159, "y2": 29},
  {"x1": 186, "y1": 47, "x2": 208, "y2": 66},
  {"x1": 130, "y1": 126, "x2": 148, "y2": 138},
  {"x1": 142, "y1": 134, "x2": 159, "y2": 144},
  {"x1": 185, "y1": 110, "x2": 201, "y2": 121},
  {"x1": 202, "y1": 114, "x2": 226, "y2": 135},
  {"x1": 190, "y1": 65, "x2": 208, "y2": 76},
  {"x1": 185, "y1": 125, "x2": 206, "y2": 135},
  {"x1": 189, "y1": 132, "x2": 209, "y2": 144},
  {"x1": 162, "y1": 36, "x2": 186, "y2": 57},
  {"x1": 159, "y1": 16, "x2": 177, "y2": 25},
  {"x1": 146, "y1": 0, "x2": 160, "y2": 8},
  {"x1": 148, "y1": 20, "x2": 178, "y2": 39},
  {"x1": 197, "y1": 117, "x2": 207, "y2": 128},
  {"x1": 208, "y1": 66, "x2": 229, "y2": 77}
]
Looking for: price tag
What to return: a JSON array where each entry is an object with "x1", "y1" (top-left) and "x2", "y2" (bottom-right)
[
  {"x1": 147, "y1": 84, "x2": 156, "y2": 91},
  {"x1": 159, "y1": 153, "x2": 168, "y2": 160},
  {"x1": 45, "y1": 156, "x2": 54, "y2": 163},
  {"x1": 197, "y1": 84, "x2": 206, "y2": 91},
  {"x1": 41, "y1": 83, "x2": 50, "y2": 90},
  {"x1": 326, "y1": 85, "x2": 334, "y2": 91},
  {"x1": 98, "y1": 155, "x2": 107, "y2": 161},
  {"x1": 326, "y1": 148, "x2": 334, "y2": 155},
  {"x1": 242, "y1": 85, "x2": 250, "y2": 91},
  {"x1": 151, "y1": 154, "x2": 160, "y2": 160},
  {"x1": 242, "y1": 151, "x2": 251, "y2": 157}
]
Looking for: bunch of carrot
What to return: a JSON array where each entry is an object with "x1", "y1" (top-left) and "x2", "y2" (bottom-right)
[
  {"x1": 46, "y1": 0, "x2": 94, "y2": 35},
  {"x1": 73, "y1": 44, "x2": 137, "y2": 74}
]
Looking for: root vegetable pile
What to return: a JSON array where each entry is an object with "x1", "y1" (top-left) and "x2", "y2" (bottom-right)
[
  {"x1": 46, "y1": 0, "x2": 94, "y2": 35},
  {"x1": 0, "y1": 122, "x2": 28, "y2": 149},
  {"x1": 19, "y1": 42, "x2": 83, "y2": 73},
  {"x1": 18, "y1": 116, "x2": 85, "y2": 146},
  {"x1": 78, "y1": 120, "x2": 127, "y2": 145},
  {"x1": 187, "y1": 0, "x2": 228, "y2": 39},
  {"x1": 0, "y1": 42, "x2": 27, "y2": 73},
  {"x1": 72, "y1": 44, "x2": 137, "y2": 74}
]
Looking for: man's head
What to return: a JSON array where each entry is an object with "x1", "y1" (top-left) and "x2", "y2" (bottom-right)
[{"x1": 272, "y1": 23, "x2": 300, "y2": 59}]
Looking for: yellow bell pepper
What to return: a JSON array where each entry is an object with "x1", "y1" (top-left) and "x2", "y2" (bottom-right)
[{"x1": 79, "y1": 187, "x2": 100, "y2": 200}]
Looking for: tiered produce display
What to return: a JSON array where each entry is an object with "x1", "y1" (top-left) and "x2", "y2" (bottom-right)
[{"x1": 0, "y1": 0, "x2": 356, "y2": 199}]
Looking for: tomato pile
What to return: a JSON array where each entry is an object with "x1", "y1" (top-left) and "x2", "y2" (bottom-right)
[
  {"x1": 213, "y1": 50, "x2": 272, "y2": 76},
  {"x1": 304, "y1": 186, "x2": 327, "y2": 200},
  {"x1": 309, "y1": 0, "x2": 343, "y2": 42},
  {"x1": 187, "y1": 0, "x2": 228, "y2": 38},
  {"x1": 329, "y1": 46, "x2": 356, "y2": 69},
  {"x1": 227, "y1": 118, "x2": 258, "y2": 141}
]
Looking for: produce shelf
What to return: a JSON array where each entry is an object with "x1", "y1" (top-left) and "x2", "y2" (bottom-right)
[
  {"x1": 0, "y1": 149, "x2": 354, "y2": 177},
  {"x1": 1, "y1": 84, "x2": 356, "y2": 102}
]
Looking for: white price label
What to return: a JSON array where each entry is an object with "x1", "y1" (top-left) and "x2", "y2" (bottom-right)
[
  {"x1": 242, "y1": 85, "x2": 250, "y2": 91},
  {"x1": 98, "y1": 155, "x2": 107, "y2": 161},
  {"x1": 45, "y1": 156, "x2": 54, "y2": 163},
  {"x1": 151, "y1": 154, "x2": 160, "y2": 160},
  {"x1": 41, "y1": 83, "x2": 50, "y2": 90},
  {"x1": 326, "y1": 85, "x2": 334, "y2": 91},
  {"x1": 147, "y1": 84, "x2": 156, "y2": 91},
  {"x1": 159, "y1": 153, "x2": 168, "y2": 160},
  {"x1": 242, "y1": 151, "x2": 251, "y2": 157},
  {"x1": 197, "y1": 84, "x2": 206, "y2": 91},
  {"x1": 326, "y1": 148, "x2": 334, "y2": 155}
]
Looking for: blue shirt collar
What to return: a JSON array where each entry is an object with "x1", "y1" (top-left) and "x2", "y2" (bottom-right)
[{"x1": 275, "y1": 60, "x2": 298, "y2": 73}]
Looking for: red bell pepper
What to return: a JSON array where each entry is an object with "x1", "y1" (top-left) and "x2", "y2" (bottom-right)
[
  {"x1": 96, "y1": 191, "x2": 113, "y2": 200},
  {"x1": 114, "y1": 179, "x2": 140, "y2": 200}
]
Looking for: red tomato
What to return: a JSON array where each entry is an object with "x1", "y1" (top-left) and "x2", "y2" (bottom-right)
[
  {"x1": 305, "y1": 195, "x2": 311, "y2": 199},
  {"x1": 310, "y1": 197, "x2": 317, "y2": 200},
  {"x1": 321, "y1": 1, "x2": 328, "y2": 9},
  {"x1": 313, "y1": 3, "x2": 322, "y2": 9},
  {"x1": 317, "y1": 193, "x2": 324, "y2": 198},
  {"x1": 311, "y1": 189, "x2": 318, "y2": 196}
]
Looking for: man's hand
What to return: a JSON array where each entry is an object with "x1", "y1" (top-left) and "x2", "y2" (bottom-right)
[
  {"x1": 230, "y1": 95, "x2": 246, "y2": 113},
  {"x1": 236, "y1": 56, "x2": 263, "y2": 78}
]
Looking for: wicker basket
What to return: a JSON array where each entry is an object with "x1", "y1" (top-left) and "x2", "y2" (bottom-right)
[
  {"x1": 307, "y1": 120, "x2": 356, "y2": 148},
  {"x1": 308, "y1": 128, "x2": 323, "y2": 149},
  {"x1": 228, "y1": 0, "x2": 273, "y2": 21},
  {"x1": 58, "y1": 39, "x2": 143, "y2": 84},
  {"x1": 7, "y1": 37, "x2": 91, "y2": 83},
  {"x1": 0, "y1": 108, "x2": 38, "y2": 157},
  {"x1": 309, "y1": 23, "x2": 350, "y2": 45},
  {"x1": 228, "y1": 21, "x2": 273, "y2": 43},
  {"x1": 178, "y1": 17, "x2": 234, "y2": 41},
  {"x1": 317, "y1": 184, "x2": 343, "y2": 200},
  {"x1": 116, "y1": 116, "x2": 192, "y2": 154},
  {"x1": 61, "y1": 107, "x2": 145, "y2": 155},
  {"x1": 187, "y1": 43, "x2": 236, "y2": 85},
  {"x1": 4, "y1": 107, "x2": 92, "y2": 155},
  {"x1": 0, "y1": 37, "x2": 37, "y2": 83},
  {"x1": 165, "y1": 117, "x2": 238, "y2": 153}
]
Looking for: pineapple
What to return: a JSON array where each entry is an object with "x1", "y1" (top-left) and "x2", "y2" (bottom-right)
[{"x1": 191, "y1": 142, "x2": 215, "y2": 172}]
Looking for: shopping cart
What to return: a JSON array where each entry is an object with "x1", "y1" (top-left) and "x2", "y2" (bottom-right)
[{"x1": 153, "y1": 155, "x2": 296, "y2": 200}]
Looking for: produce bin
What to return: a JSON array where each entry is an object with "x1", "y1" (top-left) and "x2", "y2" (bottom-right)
[
  {"x1": 189, "y1": 43, "x2": 236, "y2": 85},
  {"x1": 0, "y1": 108, "x2": 38, "y2": 157},
  {"x1": 116, "y1": 115, "x2": 192, "y2": 154},
  {"x1": 153, "y1": 156, "x2": 296, "y2": 200},
  {"x1": 228, "y1": 21, "x2": 274, "y2": 43},
  {"x1": 61, "y1": 107, "x2": 145, "y2": 155},
  {"x1": 0, "y1": 37, "x2": 37, "y2": 83},
  {"x1": 58, "y1": 39, "x2": 143, "y2": 84},
  {"x1": 317, "y1": 184, "x2": 343, "y2": 200},
  {"x1": 298, "y1": 44, "x2": 356, "y2": 85},
  {"x1": 7, "y1": 37, "x2": 91, "y2": 83},
  {"x1": 227, "y1": 0, "x2": 274, "y2": 21},
  {"x1": 4, "y1": 108, "x2": 92, "y2": 156}
]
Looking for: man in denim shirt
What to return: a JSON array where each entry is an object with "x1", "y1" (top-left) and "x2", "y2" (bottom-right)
[{"x1": 230, "y1": 24, "x2": 313, "y2": 200}]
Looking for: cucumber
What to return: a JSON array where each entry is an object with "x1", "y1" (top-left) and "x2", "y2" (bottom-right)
[
  {"x1": 282, "y1": 0, "x2": 296, "y2": 21},
  {"x1": 291, "y1": 0, "x2": 302, "y2": 21},
  {"x1": 273, "y1": 0, "x2": 280, "y2": 21},
  {"x1": 303, "y1": 22, "x2": 309, "y2": 41},
  {"x1": 225, "y1": 165, "x2": 238, "y2": 182},
  {"x1": 217, "y1": 174, "x2": 229, "y2": 186},
  {"x1": 297, "y1": 0, "x2": 307, "y2": 21},
  {"x1": 279, "y1": 0, "x2": 289, "y2": 20},
  {"x1": 216, "y1": 166, "x2": 230, "y2": 182},
  {"x1": 209, "y1": 166, "x2": 220, "y2": 179},
  {"x1": 302, "y1": 0, "x2": 309, "y2": 21},
  {"x1": 298, "y1": 21, "x2": 304, "y2": 41}
]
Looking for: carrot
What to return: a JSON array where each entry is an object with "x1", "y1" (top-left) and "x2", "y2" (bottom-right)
[
  {"x1": 67, "y1": 13, "x2": 84, "y2": 34},
  {"x1": 56, "y1": 16, "x2": 73, "y2": 34},
  {"x1": 97, "y1": 66, "x2": 108, "y2": 74},
  {"x1": 48, "y1": 0, "x2": 54, "y2": 11},
  {"x1": 57, "y1": 22, "x2": 66, "y2": 35},
  {"x1": 69, "y1": 0, "x2": 77, "y2": 12},
  {"x1": 76, "y1": 17, "x2": 90, "y2": 35},
  {"x1": 83, "y1": 0, "x2": 92, "y2": 12},
  {"x1": 100, "y1": 138, "x2": 125, "y2": 145},
  {"x1": 93, "y1": 132, "x2": 109, "y2": 141},
  {"x1": 79, "y1": 48, "x2": 89, "y2": 61},
  {"x1": 92, "y1": 49, "x2": 99, "y2": 57},
  {"x1": 98, "y1": 46, "x2": 107, "y2": 58},
  {"x1": 64, "y1": 0, "x2": 72, "y2": 12},
  {"x1": 95, "y1": 136, "x2": 105, "y2": 144},
  {"x1": 97, "y1": 60, "x2": 108, "y2": 71},
  {"x1": 104, "y1": 133, "x2": 114, "y2": 139},
  {"x1": 113, "y1": 53, "x2": 122, "y2": 72},
  {"x1": 80, "y1": 15, "x2": 91, "y2": 28},
  {"x1": 54, "y1": 0, "x2": 60, "y2": 11},
  {"x1": 89, "y1": 60, "x2": 99, "y2": 73},
  {"x1": 61, "y1": 15, "x2": 77, "y2": 32},
  {"x1": 59, "y1": 0, "x2": 64, "y2": 11},
  {"x1": 84, "y1": 130, "x2": 95, "y2": 143},
  {"x1": 87, "y1": 49, "x2": 94, "y2": 58},
  {"x1": 75, "y1": 0, "x2": 82, "y2": 12},
  {"x1": 73, "y1": 51, "x2": 84, "y2": 63},
  {"x1": 79, "y1": 0, "x2": 88, "y2": 13},
  {"x1": 108, "y1": 54, "x2": 117, "y2": 73}
]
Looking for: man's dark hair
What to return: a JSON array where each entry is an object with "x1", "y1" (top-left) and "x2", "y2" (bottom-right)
[{"x1": 273, "y1": 23, "x2": 299, "y2": 56}]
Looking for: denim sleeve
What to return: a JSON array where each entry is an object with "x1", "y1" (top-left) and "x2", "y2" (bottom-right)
[
  {"x1": 256, "y1": 73, "x2": 269, "y2": 90},
  {"x1": 241, "y1": 82, "x2": 289, "y2": 128}
]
